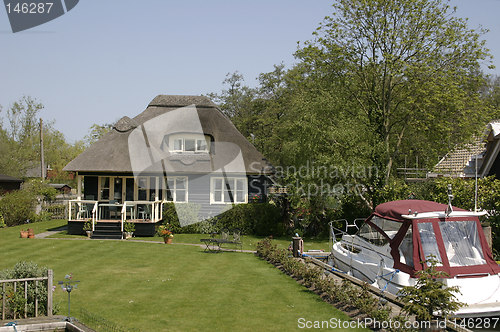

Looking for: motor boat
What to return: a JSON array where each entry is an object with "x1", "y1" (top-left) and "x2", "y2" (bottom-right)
[{"x1": 329, "y1": 198, "x2": 500, "y2": 318}]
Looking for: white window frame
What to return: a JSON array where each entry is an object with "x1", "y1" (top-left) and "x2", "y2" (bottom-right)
[
  {"x1": 98, "y1": 176, "x2": 111, "y2": 201},
  {"x1": 210, "y1": 177, "x2": 247, "y2": 204},
  {"x1": 136, "y1": 176, "x2": 150, "y2": 201},
  {"x1": 168, "y1": 134, "x2": 210, "y2": 153},
  {"x1": 164, "y1": 176, "x2": 188, "y2": 202}
]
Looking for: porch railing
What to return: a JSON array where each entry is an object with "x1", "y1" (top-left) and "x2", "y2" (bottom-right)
[
  {"x1": 69, "y1": 199, "x2": 163, "y2": 227},
  {"x1": 1, "y1": 270, "x2": 53, "y2": 320},
  {"x1": 68, "y1": 200, "x2": 98, "y2": 222},
  {"x1": 120, "y1": 200, "x2": 163, "y2": 231}
]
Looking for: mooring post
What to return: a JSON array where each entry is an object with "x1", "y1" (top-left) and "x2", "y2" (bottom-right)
[{"x1": 292, "y1": 237, "x2": 302, "y2": 257}]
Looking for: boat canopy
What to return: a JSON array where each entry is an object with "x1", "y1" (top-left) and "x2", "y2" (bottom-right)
[{"x1": 362, "y1": 200, "x2": 500, "y2": 278}]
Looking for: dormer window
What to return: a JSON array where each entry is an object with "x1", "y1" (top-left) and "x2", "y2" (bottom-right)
[{"x1": 164, "y1": 134, "x2": 210, "y2": 153}]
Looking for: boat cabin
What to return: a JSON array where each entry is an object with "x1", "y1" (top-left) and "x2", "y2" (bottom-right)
[{"x1": 359, "y1": 200, "x2": 500, "y2": 278}]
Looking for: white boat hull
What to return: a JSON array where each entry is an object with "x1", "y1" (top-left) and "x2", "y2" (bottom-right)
[{"x1": 330, "y1": 237, "x2": 500, "y2": 318}]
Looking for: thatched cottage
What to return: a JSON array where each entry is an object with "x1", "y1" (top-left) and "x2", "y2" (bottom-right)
[{"x1": 63, "y1": 95, "x2": 272, "y2": 238}]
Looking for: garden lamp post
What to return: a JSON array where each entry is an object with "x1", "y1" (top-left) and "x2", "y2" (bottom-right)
[{"x1": 58, "y1": 274, "x2": 79, "y2": 322}]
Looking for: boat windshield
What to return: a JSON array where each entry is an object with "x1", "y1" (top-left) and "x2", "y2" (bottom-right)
[
  {"x1": 418, "y1": 220, "x2": 486, "y2": 267},
  {"x1": 359, "y1": 216, "x2": 402, "y2": 246},
  {"x1": 439, "y1": 220, "x2": 486, "y2": 267},
  {"x1": 417, "y1": 222, "x2": 443, "y2": 266},
  {"x1": 399, "y1": 226, "x2": 413, "y2": 267}
]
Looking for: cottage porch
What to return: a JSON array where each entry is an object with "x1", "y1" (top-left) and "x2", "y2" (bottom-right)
[{"x1": 67, "y1": 199, "x2": 163, "y2": 237}]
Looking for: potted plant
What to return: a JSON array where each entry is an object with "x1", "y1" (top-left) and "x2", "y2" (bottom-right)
[
  {"x1": 83, "y1": 221, "x2": 92, "y2": 238},
  {"x1": 123, "y1": 221, "x2": 135, "y2": 239},
  {"x1": 20, "y1": 229, "x2": 28, "y2": 238},
  {"x1": 157, "y1": 224, "x2": 174, "y2": 244},
  {"x1": 27, "y1": 228, "x2": 35, "y2": 239}
]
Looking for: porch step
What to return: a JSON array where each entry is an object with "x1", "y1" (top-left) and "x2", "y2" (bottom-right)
[{"x1": 91, "y1": 222, "x2": 122, "y2": 240}]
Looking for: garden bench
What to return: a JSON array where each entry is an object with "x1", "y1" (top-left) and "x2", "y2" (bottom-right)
[{"x1": 200, "y1": 229, "x2": 242, "y2": 252}]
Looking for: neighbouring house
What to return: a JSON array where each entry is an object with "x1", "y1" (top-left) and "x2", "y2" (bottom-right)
[
  {"x1": 48, "y1": 183, "x2": 72, "y2": 195},
  {"x1": 429, "y1": 121, "x2": 500, "y2": 179},
  {"x1": 63, "y1": 95, "x2": 273, "y2": 238},
  {"x1": 0, "y1": 174, "x2": 23, "y2": 193}
]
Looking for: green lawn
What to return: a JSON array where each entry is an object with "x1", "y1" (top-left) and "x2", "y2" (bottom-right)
[
  {"x1": 51, "y1": 229, "x2": 331, "y2": 252},
  {"x1": 1, "y1": 221, "x2": 362, "y2": 331}
]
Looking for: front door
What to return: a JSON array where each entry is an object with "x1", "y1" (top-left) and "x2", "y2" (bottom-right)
[
  {"x1": 126, "y1": 178, "x2": 135, "y2": 201},
  {"x1": 113, "y1": 178, "x2": 123, "y2": 203}
]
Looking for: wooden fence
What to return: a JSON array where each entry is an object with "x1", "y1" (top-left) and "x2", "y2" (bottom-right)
[
  {"x1": 43, "y1": 203, "x2": 67, "y2": 220},
  {"x1": 0, "y1": 269, "x2": 53, "y2": 320}
]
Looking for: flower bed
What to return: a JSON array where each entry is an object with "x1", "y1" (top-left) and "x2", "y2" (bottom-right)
[{"x1": 256, "y1": 238, "x2": 413, "y2": 331}]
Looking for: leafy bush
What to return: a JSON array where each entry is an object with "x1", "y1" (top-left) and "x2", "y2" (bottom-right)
[
  {"x1": 0, "y1": 261, "x2": 51, "y2": 318},
  {"x1": 33, "y1": 210, "x2": 52, "y2": 223},
  {"x1": 0, "y1": 212, "x2": 5, "y2": 228},
  {"x1": 161, "y1": 203, "x2": 202, "y2": 233},
  {"x1": 0, "y1": 179, "x2": 59, "y2": 227},
  {"x1": 83, "y1": 221, "x2": 92, "y2": 232},
  {"x1": 215, "y1": 203, "x2": 283, "y2": 236},
  {"x1": 398, "y1": 256, "x2": 464, "y2": 321},
  {"x1": 22, "y1": 179, "x2": 58, "y2": 201},
  {"x1": 0, "y1": 189, "x2": 36, "y2": 226},
  {"x1": 256, "y1": 238, "x2": 412, "y2": 331},
  {"x1": 123, "y1": 221, "x2": 135, "y2": 233},
  {"x1": 162, "y1": 202, "x2": 283, "y2": 236}
]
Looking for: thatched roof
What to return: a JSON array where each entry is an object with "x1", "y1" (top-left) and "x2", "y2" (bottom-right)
[{"x1": 63, "y1": 95, "x2": 272, "y2": 175}]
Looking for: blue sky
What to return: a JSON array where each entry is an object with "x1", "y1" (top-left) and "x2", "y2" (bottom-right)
[{"x1": 1, "y1": 0, "x2": 499, "y2": 143}]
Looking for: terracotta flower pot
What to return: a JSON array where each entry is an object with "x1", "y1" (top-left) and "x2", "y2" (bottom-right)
[
  {"x1": 164, "y1": 237, "x2": 173, "y2": 244},
  {"x1": 27, "y1": 228, "x2": 35, "y2": 239},
  {"x1": 20, "y1": 230, "x2": 28, "y2": 238}
]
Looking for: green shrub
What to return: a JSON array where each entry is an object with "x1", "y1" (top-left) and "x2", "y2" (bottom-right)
[
  {"x1": 398, "y1": 256, "x2": 464, "y2": 321},
  {"x1": 22, "y1": 179, "x2": 58, "y2": 201},
  {"x1": 0, "y1": 179, "x2": 59, "y2": 227},
  {"x1": 0, "y1": 189, "x2": 36, "y2": 226},
  {"x1": 216, "y1": 203, "x2": 283, "y2": 236},
  {"x1": 256, "y1": 237, "x2": 276, "y2": 258},
  {"x1": 255, "y1": 238, "x2": 410, "y2": 330},
  {"x1": 179, "y1": 220, "x2": 217, "y2": 234},
  {"x1": 162, "y1": 202, "x2": 283, "y2": 236},
  {"x1": 0, "y1": 261, "x2": 50, "y2": 318},
  {"x1": 0, "y1": 212, "x2": 5, "y2": 228},
  {"x1": 161, "y1": 202, "x2": 201, "y2": 233},
  {"x1": 33, "y1": 210, "x2": 52, "y2": 223},
  {"x1": 123, "y1": 221, "x2": 135, "y2": 233},
  {"x1": 83, "y1": 221, "x2": 92, "y2": 232}
]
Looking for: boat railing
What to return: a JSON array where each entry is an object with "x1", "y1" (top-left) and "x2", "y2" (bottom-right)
[
  {"x1": 329, "y1": 218, "x2": 364, "y2": 247},
  {"x1": 329, "y1": 218, "x2": 389, "y2": 277}
]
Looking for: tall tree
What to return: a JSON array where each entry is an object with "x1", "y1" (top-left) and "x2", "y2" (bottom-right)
[
  {"x1": 0, "y1": 96, "x2": 84, "y2": 179},
  {"x1": 296, "y1": 0, "x2": 491, "y2": 187},
  {"x1": 207, "y1": 72, "x2": 256, "y2": 120},
  {"x1": 84, "y1": 123, "x2": 113, "y2": 147}
]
